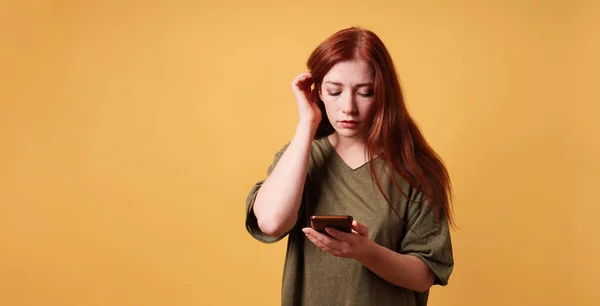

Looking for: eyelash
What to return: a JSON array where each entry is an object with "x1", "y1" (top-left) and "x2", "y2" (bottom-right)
[{"x1": 327, "y1": 91, "x2": 373, "y2": 97}]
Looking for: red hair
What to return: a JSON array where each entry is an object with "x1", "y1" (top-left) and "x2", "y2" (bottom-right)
[{"x1": 307, "y1": 27, "x2": 454, "y2": 228}]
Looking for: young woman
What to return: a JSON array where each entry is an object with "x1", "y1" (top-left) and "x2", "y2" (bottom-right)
[{"x1": 245, "y1": 27, "x2": 454, "y2": 306}]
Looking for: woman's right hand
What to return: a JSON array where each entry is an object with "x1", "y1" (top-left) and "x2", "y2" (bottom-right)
[{"x1": 291, "y1": 73, "x2": 322, "y2": 126}]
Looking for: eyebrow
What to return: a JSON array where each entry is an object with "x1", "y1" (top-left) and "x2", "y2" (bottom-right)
[{"x1": 324, "y1": 81, "x2": 373, "y2": 88}]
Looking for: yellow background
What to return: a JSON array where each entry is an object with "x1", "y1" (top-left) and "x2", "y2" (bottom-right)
[{"x1": 1, "y1": 1, "x2": 598, "y2": 305}]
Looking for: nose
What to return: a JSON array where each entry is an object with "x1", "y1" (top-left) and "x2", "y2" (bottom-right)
[{"x1": 341, "y1": 92, "x2": 358, "y2": 114}]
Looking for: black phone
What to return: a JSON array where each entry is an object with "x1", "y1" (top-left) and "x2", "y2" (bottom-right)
[{"x1": 310, "y1": 215, "x2": 353, "y2": 233}]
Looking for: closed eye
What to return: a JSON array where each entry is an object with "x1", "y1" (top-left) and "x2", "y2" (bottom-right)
[
  {"x1": 327, "y1": 91, "x2": 341, "y2": 96},
  {"x1": 358, "y1": 91, "x2": 373, "y2": 97}
]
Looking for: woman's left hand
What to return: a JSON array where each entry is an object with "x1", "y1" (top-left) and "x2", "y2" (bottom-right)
[{"x1": 302, "y1": 220, "x2": 373, "y2": 260}]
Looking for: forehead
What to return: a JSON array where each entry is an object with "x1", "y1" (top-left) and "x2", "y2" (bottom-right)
[{"x1": 322, "y1": 59, "x2": 374, "y2": 85}]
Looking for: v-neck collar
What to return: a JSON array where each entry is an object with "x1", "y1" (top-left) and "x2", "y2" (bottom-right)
[{"x1": 324, "y1": 136, "x2": 378, "y2": 172}]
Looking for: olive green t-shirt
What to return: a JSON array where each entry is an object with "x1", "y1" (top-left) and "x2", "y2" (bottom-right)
[{"x1": 245, "y1": 136, "x2": 454, "y2": 306}]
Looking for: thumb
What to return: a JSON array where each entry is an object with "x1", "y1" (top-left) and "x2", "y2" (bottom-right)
[{"x1": 352, "y1": 220, "x2": 368, "y2": 236}]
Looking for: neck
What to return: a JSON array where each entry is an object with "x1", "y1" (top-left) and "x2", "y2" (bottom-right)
[
  {"x1": 328, "y1": 133, "x2": 367, "y2": 152},
  {"x1": 327, "y1": 133, "x2": 376, "y2": 170}
]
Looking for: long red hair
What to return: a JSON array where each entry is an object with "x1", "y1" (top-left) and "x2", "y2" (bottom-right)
[{"x1": 307, "y1": 27, "x2": 454, "y2": 228}]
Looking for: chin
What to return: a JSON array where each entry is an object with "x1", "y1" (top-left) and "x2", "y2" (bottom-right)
[{"x1": 333, "y1": 129, "x2": 363, "y2": 139}]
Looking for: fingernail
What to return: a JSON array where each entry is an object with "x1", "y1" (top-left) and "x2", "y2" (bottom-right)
[{"x1": 302, "y1": 228, "x2": 309, "y2": 234}]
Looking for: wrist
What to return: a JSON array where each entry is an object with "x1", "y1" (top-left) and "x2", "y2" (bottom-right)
[
  {"x1": 296, "y1": 121, "x2": 319, "y2": 135},
  {"x1": 355, "y1": 239, "x2": 379, "y2": 264}
]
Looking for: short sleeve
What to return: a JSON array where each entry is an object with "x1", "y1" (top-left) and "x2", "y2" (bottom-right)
[
  {"x1": 400, "y1": 192, "x2": 454, "y2": 286},
  {"x1": 245, "y1": 144, "x2": 290, "y2": 244}
]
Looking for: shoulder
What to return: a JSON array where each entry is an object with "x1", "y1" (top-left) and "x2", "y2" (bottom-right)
[
  {"x1": 272, "y1": 136, "x2": 334, "y2": 161},
  {"x1": 308, "y1": 136, "x2": 339, "y2": 173},
  {"x1": 310, "y1": 136, "x2": 334, "y2": 160},
  {"x1": 270, "y1": 136, "x2": 335, "y2": 177}
]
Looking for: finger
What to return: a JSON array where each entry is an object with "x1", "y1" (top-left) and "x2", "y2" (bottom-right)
[
  {"x1": 305, "y1": 233, "x2": 325, "y2": 249},
  {"x1": 303, "y1": 228, "x2": 343, "y2": 249},
  {"x1": 325, "y1": 227, "x2": 353, "y2": 242},
  {"x1": 299, "y1": 72, "x2": 312, "y2": 80},
  {"x1": 305, "y1": 231, "x2": 338, "y2": 254},
  {"x1": 298, "y1": 75, "x2": 313, "y2": 87},
  {"x1": 292, "y1": 73, "x2": 312, "y2": 86},
  {"x1": 310, "y1": 235, "x2": 340, "y2": 255},
  {"x1": 352, "y1": 220, "x2": 369, "y2": 236}
]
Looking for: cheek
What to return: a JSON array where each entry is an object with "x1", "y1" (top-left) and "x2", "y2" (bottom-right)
[
  {"x1": 321, "y1": 97, "x2": 338, "y2": 114},
  {"x1": 360, "y1": 100, "x2": 377, "y2": 117}
]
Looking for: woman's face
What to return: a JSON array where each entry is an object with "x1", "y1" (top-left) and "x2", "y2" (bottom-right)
[{"x1": 319, "y1": 59, "x2": 376, "y2": 140}]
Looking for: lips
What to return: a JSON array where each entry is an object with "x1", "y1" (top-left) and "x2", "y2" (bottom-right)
[{"x1": 339, "y1": 120, "x2": 359, "y2": 128}]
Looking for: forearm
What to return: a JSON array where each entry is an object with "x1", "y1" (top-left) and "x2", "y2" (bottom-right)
[
  {"x1": 358, "y1": 241, "x2": 435, "y2": 292},
  {"x1": 253, "y1": 122, "x2": 317, "y2": 237}
]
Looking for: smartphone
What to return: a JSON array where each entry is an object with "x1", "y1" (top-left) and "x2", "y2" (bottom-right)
[{"x1": 310, "y1": 215, "x2": 353, "y2": 233}]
